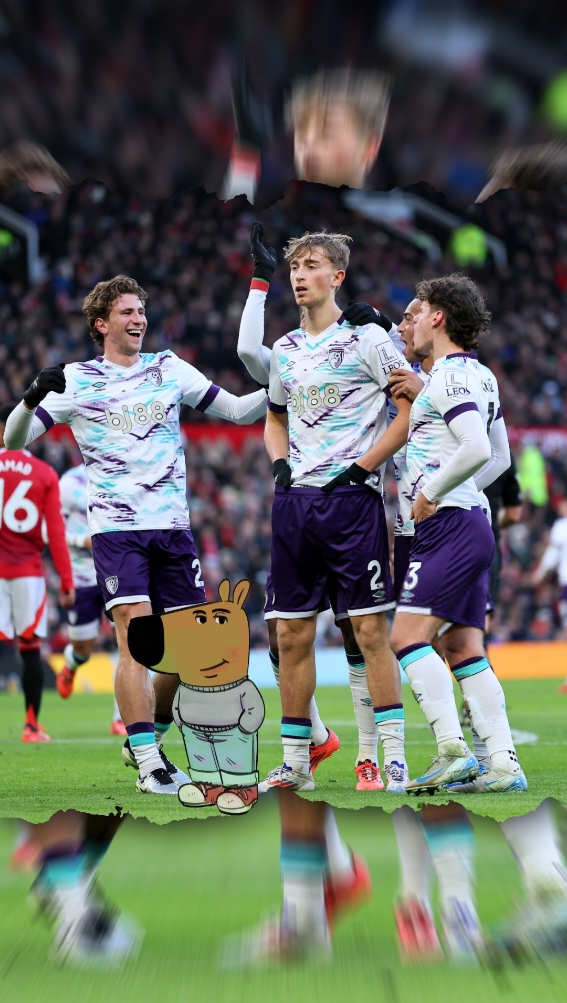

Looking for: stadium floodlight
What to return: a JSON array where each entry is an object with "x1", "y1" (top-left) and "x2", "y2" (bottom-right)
[{"x1": 0, "y1": 203, "x2": 43, "y2": 285}]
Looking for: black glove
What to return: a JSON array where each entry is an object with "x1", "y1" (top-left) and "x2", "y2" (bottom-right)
[
  {"x1": 273, "y1": 459, "x2": 292, "y2": 488},
  {"x1": 321, "y1": 462, "x2": 381, "y2": 494},
  {"x1": 23, "y1": 363, "x2": 66, "y2": 409},
  {"x1": 232, "y1": 56, "x2": 273, "y2": 151},
  {"x1": 343, "y1": 301, "x2": 393, "y2": 331},
  {"x1": 250, "y1": 221, "x2": 277, "y2": 283}
]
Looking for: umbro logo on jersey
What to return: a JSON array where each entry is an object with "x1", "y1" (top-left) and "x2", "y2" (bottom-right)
[
  {"x1": 105, "y1": 576, "x2": 119, "y2": 595},
  {"x1": 328, "y1": 348, "x2": 344, "y2": 370},
  {"x1": 92, "y1": 382, "x2": 106, "y2": 391},
  {"x1": 146, "y1": 367, "x2": 163, "y2": 387}
]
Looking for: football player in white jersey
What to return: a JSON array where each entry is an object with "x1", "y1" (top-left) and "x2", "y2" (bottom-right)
[
  {"x1": 533, "y1": 497, "x2": 567, "y2": 693},
  {"x1": 238, "y1": 223, "x2": 405, "y2": 792},
  {"x1": 256, "y1": 229, "x2": 414, "y2": 794},
  {"x1": 6, "y1": 275, "x2": 267, "y2": 795},
  {"x1": 57, "y1": 462, "x2": 125, "y2": 735},
  {"x1": 389, "y1": 274, "x2": 527, "y2": 794}
]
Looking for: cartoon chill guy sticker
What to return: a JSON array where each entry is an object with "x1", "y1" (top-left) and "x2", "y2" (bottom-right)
[{"x1": 127, "y1": 579, "x2": 265, "y2": 815}]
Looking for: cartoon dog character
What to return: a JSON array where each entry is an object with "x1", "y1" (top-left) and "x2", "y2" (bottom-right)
[{"x1": 127, "y1": 579, "x2": 264, "y2": 814}]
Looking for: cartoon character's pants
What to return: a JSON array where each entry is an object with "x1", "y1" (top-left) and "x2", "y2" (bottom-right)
[{"x1": 180, "y1": 725, "x2": 259, "y2": 786}]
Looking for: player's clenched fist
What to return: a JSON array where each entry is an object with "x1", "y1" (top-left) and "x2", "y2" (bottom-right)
[
  {"x1": 23, "y1": 364, "x2": 66, "y2": 410},
  {"x1": 250, "y1": 222, "x2": 277, "y2": 283}
]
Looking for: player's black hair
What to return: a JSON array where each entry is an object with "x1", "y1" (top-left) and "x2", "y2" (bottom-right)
[
  {"x1": 415, "y1": 273, "x2": 491, "y2": 351},
  {"x1": 0, "y1": 403, "x2": 16, "y2": 424}
]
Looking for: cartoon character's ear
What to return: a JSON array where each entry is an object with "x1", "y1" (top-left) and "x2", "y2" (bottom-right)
[
  {"x1": 233, "y1": 580, "x2": 250, "y2": 607},
  {"x1": 128, "y1": 615, "x2": 165, "y2": 667},
  {"x1": 218, "y1": 579, "x2": 231, "y2": 602}
]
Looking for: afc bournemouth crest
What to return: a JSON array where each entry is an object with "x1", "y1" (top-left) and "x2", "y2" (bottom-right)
[
  {"x1": 146, "y1": 366, "x2": 163, "y2": 387},
  {"x1": 105, "y1": 576, "x2": 119, "y2": 595},
  {"x1": 328, "y1": 347, "x2": 344, "y2": 370}
]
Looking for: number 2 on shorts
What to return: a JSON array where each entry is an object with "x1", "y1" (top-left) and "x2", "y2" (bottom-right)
[
  {"x1": 368, "y1": 559, "x2": 381, "y2": 590},
  {"x1": 192, "y1": 558, "x2": 205, "y2": 588}
]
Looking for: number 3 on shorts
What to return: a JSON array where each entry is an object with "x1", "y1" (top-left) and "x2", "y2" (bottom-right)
[
  {"x1": 405, "y1": 561, "x2": 422, "y2": 590},
  {"x1": 192, "y1": 558, "x2": 205, "y2": 588}
]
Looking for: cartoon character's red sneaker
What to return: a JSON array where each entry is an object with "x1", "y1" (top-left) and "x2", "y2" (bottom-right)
[
  {"x1": 178, "y1": 782, "x2": 225, "y2": 807},
  {"x1": 217, "y1": 785, "x2": 258, "y2": 814}
]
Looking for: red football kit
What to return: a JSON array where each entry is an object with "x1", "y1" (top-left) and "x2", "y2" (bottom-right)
[{"x1": 0, "y1": 448, "x2": 73, "y2": 639}]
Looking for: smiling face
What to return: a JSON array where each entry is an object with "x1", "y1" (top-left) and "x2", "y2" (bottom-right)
[
  {"x1": 174, "y1": 600, "x2": 250, "y2": 684},
  {"x1": 95, "y1": 293, "x2": 148, "y2": 358},
  {"x1": 289, "y1": 246, "x2": 345, "y2": 311},
  {"x1": 127, "y1": 580, "x2": 251, "y2": 687}
]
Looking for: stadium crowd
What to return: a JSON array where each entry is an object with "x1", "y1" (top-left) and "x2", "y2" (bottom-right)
[
  {"x1": 0, "y1": 1, "x2": 565, "y2": 204},
  {"x1": 1, "y1": 179, "x2": 567, "y2": 650}
]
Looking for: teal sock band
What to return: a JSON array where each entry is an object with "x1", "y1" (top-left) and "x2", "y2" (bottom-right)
[
  {"x1": 398, "y1": 644, "x2": 435, "y2": 670},
  {"x1": 281, "y1": 839, "x2": 327, "y2": 876},
  {"x1": 451, "y1": 656, "x2": 490, "y2": 681},
  {"x1": 374, "y1": 707, "x2": 405, "y2": 724}
]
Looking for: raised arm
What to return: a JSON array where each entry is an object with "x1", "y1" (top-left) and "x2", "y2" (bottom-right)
[
  {"x1": 5, "y1": 365, "x2": 68, "y2": 449},
  {"x1": 237, "y1": 222, "x2": 277, "y2": 386}
]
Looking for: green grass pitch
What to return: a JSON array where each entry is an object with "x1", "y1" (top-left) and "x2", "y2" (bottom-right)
[
  {"x1": 1, "y1": 803, "x2": 567, "y2": 1003},
  {"x1": 0, "y1": 679, "x2": 565, "y2": 822}
]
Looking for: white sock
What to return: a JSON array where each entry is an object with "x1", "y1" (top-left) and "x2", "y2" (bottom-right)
[
  {"x1": 282, "y1": 876, "x2": 328, "y2": 941},
  {"x1": 130, "y1": 740, "x2": 164, "y2": 779},
  {"x1": 324, "y1": 807, "x2": 353, "y2": 880},
  {"x1": 63, "y1": 643, "x2": 89, "y2": 673},
  {"x1": 310, "y1": 698, "x2": 329, "y2": 747},
  {"x1": 457, "y1": 665, "x2": 520, "y2": 772},
  {"x1": 500, "y1": 800, "x2": 567, "y2": 900},
  {"x1": 281, "y1": 717, "x2": 312, "y2": 775},
  {"x1": 282, "y1": 739, "x2": 310, "y2": 774},
  {"x1": 423, "y1": 815, "x2": 477, "y2": 915},
  {"x1": 375, "y1": 708, "x2": 406, "y2": 770},
  {"x1": 398, "y1": 644, "x2": 468, "y2": 754},
  {"x1": 392, "y1": 806, "x2": 431, "y2": 905},
  {"x1": 281, "y1": 838, "x2": 329, "y2": 942},
  {"x1": 471, "y1": 726, "x2": 490, "y2": 765},
  {"x1": 348, "y1": 660, "x2": 378, "y2": 765}
]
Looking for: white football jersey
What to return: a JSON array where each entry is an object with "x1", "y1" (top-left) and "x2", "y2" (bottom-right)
[
  {"x1": 407, "y1": 352, "x2": 491, "y2": 511},
  {"x1": 30, "y1": 350, "x2": 214, "y2": 534},
  {"x1": 268, "y1": 319, "x2": 410, "y2": 488},
  {"x1": 59, "y1": 463, "x2": 97, "y2": 587}
]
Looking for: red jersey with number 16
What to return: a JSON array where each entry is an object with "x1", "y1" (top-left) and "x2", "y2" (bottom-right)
[{"x1": 0, "y1": 448, "x2": 73, "y2": 588}]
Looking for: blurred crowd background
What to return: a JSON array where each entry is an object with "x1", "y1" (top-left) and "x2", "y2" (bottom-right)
[
  {"x1": 0, "y1": 179, "x2": 567, "y2": 655},
  {"x1": 0, "y1": 0, "x2": 567, "y2": 205}
]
